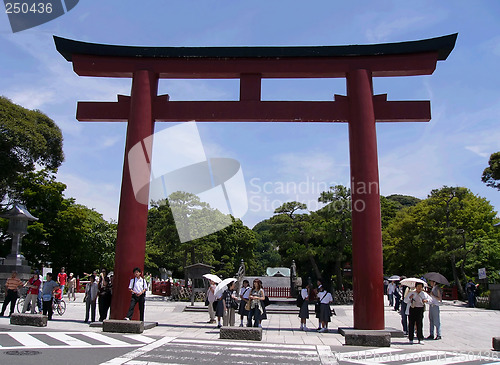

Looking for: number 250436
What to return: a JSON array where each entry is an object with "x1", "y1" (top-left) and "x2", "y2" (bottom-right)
[{"x1": 5, "y1": 2, "x2": 53, "y2": 14}]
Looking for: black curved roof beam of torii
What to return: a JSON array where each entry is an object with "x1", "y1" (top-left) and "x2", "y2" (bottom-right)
[{"x1": 54, "y1": 34, "x2": 457, "y2": 123}]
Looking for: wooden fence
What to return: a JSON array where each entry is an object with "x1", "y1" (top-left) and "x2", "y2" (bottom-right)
[{"x1": 264, "y1": 287, "x2": 290, "y2": 298}]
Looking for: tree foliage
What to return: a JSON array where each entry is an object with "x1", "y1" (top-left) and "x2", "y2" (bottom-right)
[
  {"x1": 482, "y1": 151, "x2": 500, "y2": 190},
  {"x1": 0, "y1": 96, "x2": 64, "y2": 204},
  {"x1": 383, "y1": 186, "x2": 500, "y2": 297},
  {"x1": 0, "y1": 170, "x2": 116, "y2": 274},
  {"x1": 145, "y1": 192, "x2": 257, "y2": 278}
]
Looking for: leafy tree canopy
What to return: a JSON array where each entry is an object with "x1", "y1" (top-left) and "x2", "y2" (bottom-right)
[
  {"x1": 482, "y1": 151, "x2": 500, "y2": 190},
  {"x1": 383, "y1": 186, "x2": 500, "y2": 294},
  {"x1": 0, "y1": 96, "x2": 64, "y2": 204}
]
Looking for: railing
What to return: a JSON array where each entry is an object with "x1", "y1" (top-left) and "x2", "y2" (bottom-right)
[
  {"x1": 442, "y1": 286, "x2": 458, "y2": 300},
  {"x1": 476, "y1": 296, "x2": 489, "y2": 308},
  {"x1": 264, "y1": 286, "x2": 290, "y2": 298},
  {"x1": 152, "y1": 280, "x2": 172, "y2": 296},
  {"x1": 334, "y1": 289, "x2": 353, "y2": 304}
]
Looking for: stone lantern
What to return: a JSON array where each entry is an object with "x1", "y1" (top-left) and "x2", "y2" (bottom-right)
[{"x1": 0, "y1": 204, "x2": 37, "y2": 288}]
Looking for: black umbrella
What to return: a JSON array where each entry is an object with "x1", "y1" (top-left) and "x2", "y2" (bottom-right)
[{"x1": 424, "y1": 272, "x2": 450, "y2": 285}]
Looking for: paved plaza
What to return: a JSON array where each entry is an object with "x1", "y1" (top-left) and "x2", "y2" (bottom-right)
[{"x1": 0, "y1": 293, "x2": 498, "y2": 364}]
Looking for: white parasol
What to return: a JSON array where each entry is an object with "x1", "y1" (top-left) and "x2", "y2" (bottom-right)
[
  {"x1": 202, "y1": 273, "x2": 222, "y2": 284},
  {"x1": 400, "y1": 277, "x2": 427, "y2": 288},
  {"x1": 214, "y1": 278, "x2": 237, "y2": 298},
  {"x1": 388, "y1": 275, "x2": 400, "y2": 281}
]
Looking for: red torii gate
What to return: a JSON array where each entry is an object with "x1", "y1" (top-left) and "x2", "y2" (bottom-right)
[{"x1": 55, "y1": 34, "x2": 456, "y2": 330}]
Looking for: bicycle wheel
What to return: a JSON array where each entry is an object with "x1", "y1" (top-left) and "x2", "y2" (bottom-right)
[
  {"x1": 16, "y1": 298, "x2": 25, "y2": 313},
  {"x1": 56, "y1": 300, "x2": 66, "y2": 315}
]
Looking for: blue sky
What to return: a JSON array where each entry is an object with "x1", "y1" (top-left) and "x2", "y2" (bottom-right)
[{"x1": 1, "y1": 1, "x2": 499, "y2": 228}]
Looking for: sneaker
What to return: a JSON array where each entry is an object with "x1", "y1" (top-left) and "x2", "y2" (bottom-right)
[
  {"x1": 426, "y1": 335, "x2": 434, "y2": 340},
  {"x1": 217, "y1": 324, "x2": 222, "y2": 328},
  {"x1": 317, "y1": 327, "x2": 321, "y2": 331},
  {"x1": 319, "y1": 328, "x2": 327, "y2": 333},
  {"x1": 303, "y1": 326, "x2": 309, "y2": 331},
  {"x1": 409, "y1": 340, "x2": 413, "y2": 344},
  {"x1": 435, "y1": 336, "x2": 442, "y2": 340},
  {"x1": 239, "y1": 323, "x2": 243, "y2": 327},
  {"x1": 123, "y1": 317, "x2": 130, "y2": 321}
]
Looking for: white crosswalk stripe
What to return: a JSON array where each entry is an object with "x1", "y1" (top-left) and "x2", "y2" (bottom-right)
[
  {"x1": 336, "y1": 348, "x2": 500, "y2": 365},
  {"x1": 8, "y1": 332, "x2": 50, "y2": 348},
  {"x1": 112, "y1": 337, "x2": 337, "y2": 365},
  {"x1": 0, "y1": 331, "x2": 156, "y2": 350}
]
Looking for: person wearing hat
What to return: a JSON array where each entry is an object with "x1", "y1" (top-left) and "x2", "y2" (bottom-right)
[{"x1": 67, "y1": 273, "x2": 77, "y2": 301}]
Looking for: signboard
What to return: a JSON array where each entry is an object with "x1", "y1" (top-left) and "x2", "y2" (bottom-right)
[
  {"x1": 42, "y1": 267, "x2": 52, "y2": 281},
  {"x1": 478, "y1": 268, "x2": 487, "y2": 280}
]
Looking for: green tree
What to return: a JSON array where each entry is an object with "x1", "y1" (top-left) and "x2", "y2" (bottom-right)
[
  {"x1": 316, "y1": 185, "x2": 352, "y2": 289},
  {"x1": 0, "y1": 97, "x2": 64, "y2": 204},
  {"x1": 1, "y1": 169, "x2": 116, "y2": 273},
  {"x1": 383, "y1": 186, "x2": 500, "y2": 298},
  {"x1": 268, "y1": 202, "x2": 325, "y2": 280},
  {"x1": 482, "y1": 151, "x2": 500, "y2": 190},
  {"x1": 252, "y1": 219, "x2": 282, "y2": 275},
  {"x1": 146, "y1": 193, "x2": 257, "y2": 278}
]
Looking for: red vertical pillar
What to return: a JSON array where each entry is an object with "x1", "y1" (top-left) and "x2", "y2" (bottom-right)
[
  {"x1": 110, "y1": 70, "x2": 158, "y2": 320},
  {"x1": 347, "y1": 69, "x2": 384, "y2": 330}
]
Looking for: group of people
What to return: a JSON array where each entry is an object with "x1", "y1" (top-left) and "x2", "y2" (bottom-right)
[
  {"x1": 205, "y1": 278, "x2": 336, "y2": 333},
  {"x1": 387, "y1": 278, "x2": 443, "y2": 344},
  {"x1": 83, "y1": 268, "x2": 113, "y2": 323},
  {"x1": 1, "y1": 269, "x2": 67, "y2": 320},
  {"x1": 298, "y1": 280, "x2": 334, "y2": 333},
  {"x1": 206, "y1": 278, "x2": 268, "y2": 328},
  {"x1": 0, "y1": 266, "x2": 116, "y2": 323}
]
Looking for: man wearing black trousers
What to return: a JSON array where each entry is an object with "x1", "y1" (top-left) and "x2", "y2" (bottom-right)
[
  {"x1": 404, "y1": 282, "x2": 430, "y2": 344},
  {"x1": 124, "y1": 268, "x2": 147, "y2": 321}
]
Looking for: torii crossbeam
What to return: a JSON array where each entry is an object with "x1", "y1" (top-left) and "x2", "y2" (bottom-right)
[{"x1": 55, "y1": 34, "x2": 456, "y2": 330}]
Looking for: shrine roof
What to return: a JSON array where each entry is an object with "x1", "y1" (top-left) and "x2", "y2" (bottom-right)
[{"x1": 54, "y1": 34, "x2": 457, "y2": 63}]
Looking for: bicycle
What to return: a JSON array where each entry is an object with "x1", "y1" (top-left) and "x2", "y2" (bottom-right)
[
  {"x1": 16, "y1": 297, "x2": 41, "y2": 314},
  {"x1": 52, "y1": 298, "x2": 66, "y2": 316}
]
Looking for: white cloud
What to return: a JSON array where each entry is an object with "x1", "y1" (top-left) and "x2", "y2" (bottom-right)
[
  {"x1": 465, "y1": 145, "x2": 491, "y2": 159},
  {"x1": 9, "y1": 89, "x2": 56, "y2": 110}
]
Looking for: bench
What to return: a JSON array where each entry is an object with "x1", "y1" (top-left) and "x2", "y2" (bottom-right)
[
  {"x1": 219, "y1": 327, "x2": 262, "y2": 341},
  {"x1": 102, "y1": 319, "x2": 144, "y2": 334},
  {"x1": 10, "y1": 313, "x2": 47, "y2": 327}
]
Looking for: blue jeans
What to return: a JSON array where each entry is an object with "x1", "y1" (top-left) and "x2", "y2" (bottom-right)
[
  {"x1": 247, "y1": 307, "x2": 261, "y2": 327},
  {"x1": 388, "y1": 293, "x2": 394, "y2": 306},
  {"x1": 429, "y1": 305, "x2": 441, "y2": 337}
]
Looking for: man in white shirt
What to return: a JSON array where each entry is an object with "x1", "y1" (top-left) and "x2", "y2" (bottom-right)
[
  {"x1": 84, "y1": 275, "x2": 98, "y2": 323},
  {"x1": 124, "y1": 267, "x2": 147, "y2": 321},
  {"x1": 387, "y1": 281, "x2": 396, "y2": 306}
]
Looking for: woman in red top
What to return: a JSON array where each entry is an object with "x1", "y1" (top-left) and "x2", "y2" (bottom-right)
[{"x1": 22, "y1": 273, "x2": 41, "y2": 314}]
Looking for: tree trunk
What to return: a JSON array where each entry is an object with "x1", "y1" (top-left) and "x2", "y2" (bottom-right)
[
  {"x1": 309, "y1": 254, "x2": 322, "y2": 280},
  {"x1": 190, "y1": 245, "x2": 195, "y2": 265},
  {"x1": 334, "y1": 257, "x2": 343, "y2": 290}
]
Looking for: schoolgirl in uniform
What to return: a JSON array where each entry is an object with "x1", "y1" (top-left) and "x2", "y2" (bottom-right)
[{"x1": 238, "y1": 279, "x2": 250, "y2": 327}]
